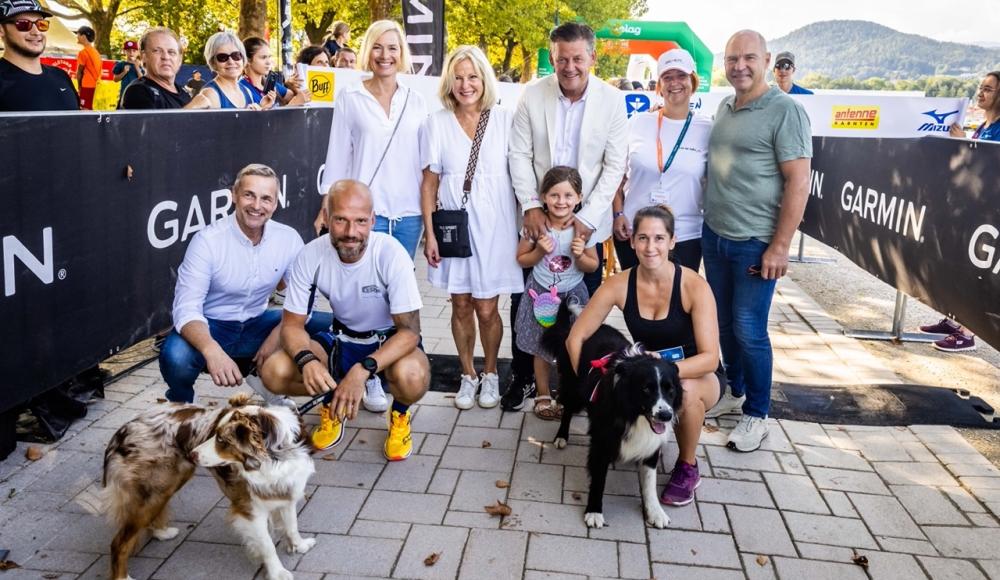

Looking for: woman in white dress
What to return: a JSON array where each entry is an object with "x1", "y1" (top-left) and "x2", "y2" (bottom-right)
[
  {"x1": 321, "y1": 20, "x2": 428, "y2": 257},
  {"x1": 420, "y1": 45, "x2": 523, "y2": 410}
]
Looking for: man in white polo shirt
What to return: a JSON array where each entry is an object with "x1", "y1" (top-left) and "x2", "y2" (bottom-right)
[
  {"x1": 261, "y1": 179, "x2": 430, "y2": 461},
  {"x1": 159, "y1": 163, "x2": 323, "y2": 403}
]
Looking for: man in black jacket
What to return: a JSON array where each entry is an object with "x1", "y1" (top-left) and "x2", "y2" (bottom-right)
[
  {"x1": 121, "y1": 27, "x2": 191, "y2": 109},
  {"x1": 0, "y1": 0, "x2": 79, "y2": 111}
]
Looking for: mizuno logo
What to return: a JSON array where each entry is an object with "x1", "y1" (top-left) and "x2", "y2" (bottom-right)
[{"x1": 922, "y1": 109, "x2": 959, "y2": 124}]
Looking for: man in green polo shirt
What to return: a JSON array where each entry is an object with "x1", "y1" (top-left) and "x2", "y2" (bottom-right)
[{"x1": 702, "y1": 29, "x2": 812, "y2": 452}]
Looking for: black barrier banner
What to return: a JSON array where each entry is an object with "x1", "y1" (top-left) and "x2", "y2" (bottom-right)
[
  {"x1": 802, "y1": 136, "x2": 1000, "y2": 349},
  {"x1": 401, "y1": 0, "x2": 445, "y2": 76},
  {"x1": 0, "y1": 108, "x2": 333, "y2": 413}
]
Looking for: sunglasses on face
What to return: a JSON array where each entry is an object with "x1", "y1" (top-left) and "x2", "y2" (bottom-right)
[
  {"x1": 9, "y1": 19, "x2": 50, "y2": 32},
  {"x1": 774, "y1": 62, "x2": 794, "y2": 71},
  {"x1": 214, "y1": 51, "x2": 243, "y2": 63}
]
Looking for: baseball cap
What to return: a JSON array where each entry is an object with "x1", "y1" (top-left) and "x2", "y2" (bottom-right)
[
  {"x1": 0, "y1": 0, "x2": 54, "y2": 20},
  {"x1": 123, "y1": 40, "x2": 138, "y2": 50},
  {"x1": 657, "y1": 48, "x2": 695, "y2": 77},
  {"x1": 775, "y1": 51, "x2": 795, "y2": 67}
]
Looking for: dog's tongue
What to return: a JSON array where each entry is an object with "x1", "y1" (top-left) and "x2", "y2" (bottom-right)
[{"x1": 650, "y1": 421, "x2": 667, "y2": 434}]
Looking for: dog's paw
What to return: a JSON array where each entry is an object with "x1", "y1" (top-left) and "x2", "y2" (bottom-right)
[
  {"x1": 645, "y1": 506, "x2": 670, "y2": 529},
  {"x1": 584, "y1": 512, "x2": 605, "y2": 528},
  {"x1": 287, "y1": 536, "x2": 316, "y2": 554},
  {"x1": 267, "y1": 568, "x2": 294, "y2": 580},
  {"x1": 151, "y1": 526, "x2": 179, "y2": 541},
  {"x1": 553, "y1": 437, "x2": 567, "y2": 449}
]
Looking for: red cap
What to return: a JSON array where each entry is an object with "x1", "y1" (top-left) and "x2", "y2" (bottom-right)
[{"x1": 123, "y1": 40, "x2": 138, "y2": 50}]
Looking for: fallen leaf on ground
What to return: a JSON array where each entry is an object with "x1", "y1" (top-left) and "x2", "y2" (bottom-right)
[
  {"x1": 851, "y1": 554, "x2": 869, "y2": 569},
  {"x1": 0, "y1": 560, "x2": 21, "y2": 570},
  {"x1": 481, "y1": 440, "x2": 492, "y2": 448},
  {"x1": 321, "y1": 454, "x2": 337, "y2": 461},
  {"x1": 358, "y1": 439, "x2": 367, "y2": 445},
  {"x1": 444, "y1": 395, "x2": 456, "y2": 399},
  {"x1": 206, "y1": 401, "x2": 217, "y2": 407},
  {"x1": 690, "y1": 549, "x2": 698, "y2": 556},
  {"x1": 42, "y1": 573, "x2": 61, "y2": 579},
  {"x1": 7, "y1": 488, "x2": 15, "y2": 499},
  {"x1": 572, "y1": 492, "x2": 582, "y2": 500},
  {"x1": 703, "y1": 424, "x2": 719, "y2": 433},
  {"x1": 156, "y1": 398, "x2": 167, "y2": 403},
  {"x1": 423, "y1": 552, "x2": 440, "y2": 566},
  {"x1": 484, "y1": 501, "x2": 512, "y2": 517},
  {"x1": 755, "y1": 555, "x2": 768, "y2": 566},
  {"x1": 25, "y1": 446, "x2": 44, "y2": 461},
  {"x1": 495, "y1": 480, "x2": 510, "y2": 489}
]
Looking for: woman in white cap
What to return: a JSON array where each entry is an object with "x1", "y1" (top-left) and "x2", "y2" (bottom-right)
[{"x1": 612, "y1": 47, "x2": 712, "y2": 271}]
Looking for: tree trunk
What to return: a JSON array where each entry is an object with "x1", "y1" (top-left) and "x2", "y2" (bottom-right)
[
  {"x1": 239, "y1": 0, "x2": 268, "y2": 39},
  {"x1": 368, "y1": 0, "x2": 392, "y2": 22},
  {"x1": 304, "y1": 10, "x2": 337, "y2": 46},
  {"x1": 519, "y1": 44, "x2": 533, "y2": 83},
  {"x1": 500, "y1": 31, "x2": 516, "y2": 75},
  {"x1": 92, "y1": 9, "x2": 115, "y2": 56}
]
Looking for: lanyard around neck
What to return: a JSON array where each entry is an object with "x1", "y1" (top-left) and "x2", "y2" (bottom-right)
[{"x1": 656, "y1": 111, "x2": 693, "y2": 174}]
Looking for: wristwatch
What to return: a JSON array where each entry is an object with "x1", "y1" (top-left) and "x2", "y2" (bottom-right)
[
  {"x1": 361, "y1": 356, "x2": 378, "y2": 378},
  {"x1": 613, "y1": 211, "x2": 625, "y2": 219}
]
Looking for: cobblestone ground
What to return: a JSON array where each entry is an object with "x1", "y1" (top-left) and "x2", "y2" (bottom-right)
[{"x1": 1, "y1": 254, "x2": 998, "y2": 579}]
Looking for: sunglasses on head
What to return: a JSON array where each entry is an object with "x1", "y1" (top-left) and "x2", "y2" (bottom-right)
[
  {"x1": 9, "y1": 18, "x2": 50, "y2": 32},
  {"x1": 775, "y1": 62, "x2": 794, "y2": 71},
  {"x1": 214, "y1": 51, "x2": 243, "y2": 63}
]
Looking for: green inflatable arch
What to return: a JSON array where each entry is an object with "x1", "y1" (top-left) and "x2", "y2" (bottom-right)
[{"x1": 593, "y1": 20, "x2": 713, "y2": 92}]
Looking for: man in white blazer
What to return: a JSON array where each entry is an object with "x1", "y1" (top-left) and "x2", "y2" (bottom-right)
[{"x1": 501, "y1": 22, "x2": 628, "y2": 412}]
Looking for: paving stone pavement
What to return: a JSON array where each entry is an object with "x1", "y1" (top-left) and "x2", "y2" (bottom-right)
[{"x1": 2, "y1": 258, "x2": 999, "y2": 579}]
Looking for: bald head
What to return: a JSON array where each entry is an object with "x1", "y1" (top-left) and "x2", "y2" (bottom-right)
[
  {"x1": 723, "y1": 29, "x2": 770, "y2": 97},
  {"x1": 327, "y1": 179, "x2": 373, "y2": 215}
]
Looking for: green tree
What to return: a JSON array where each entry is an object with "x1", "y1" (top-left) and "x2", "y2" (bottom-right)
[{"x1": 46, "y1": 0, "x2": 137, "y2": 55}]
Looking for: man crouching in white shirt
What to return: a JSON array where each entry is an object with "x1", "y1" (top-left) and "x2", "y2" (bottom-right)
[
  {"x1": 159, "y1": 163, "x2": 328, "y2": 404},
  {"x1": 261, "y1": 179, "x2": 430, "y2": 461}
]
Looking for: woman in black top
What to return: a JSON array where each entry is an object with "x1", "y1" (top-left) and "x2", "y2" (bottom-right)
[{"x1": 566, "y1": 205, "x2": 723, "y2": 507}]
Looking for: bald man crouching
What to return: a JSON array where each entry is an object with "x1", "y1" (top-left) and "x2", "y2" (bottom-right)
[{"x1": 261, "y1": 179, "x2": 430, "y2": 461}]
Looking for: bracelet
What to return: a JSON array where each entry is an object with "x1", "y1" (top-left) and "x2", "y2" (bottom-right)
[
  {"x1": 293, "y1": 350, "x2": 319, "y2": 371},
  {"x1": 613, "y1": 211, "x2": 625, "y2": 219}
]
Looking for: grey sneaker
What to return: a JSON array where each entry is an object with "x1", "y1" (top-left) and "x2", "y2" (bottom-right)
[
  {"x1": 455, "y1": 374, "x2": 478, "y2": 410},
  {"x1": 478, "y1": 373, "x2": 500, "y2": 408},
  {"x1": 363, "y1": 376, "x2": 389, "y2": 412},
  {"x1": 727, "y1": 415, "x2": 769, "y2": 452},
  {"x1": 245, "y1": 375, "x2": 297, "y2": 411},
  {"x1": 705, "y1": 390, "x2": 746, "y2": 419}
]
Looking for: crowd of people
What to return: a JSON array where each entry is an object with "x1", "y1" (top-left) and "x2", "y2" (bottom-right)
[{"x1": 3, "y1": 0, "x2": 1000, "y2": 508}]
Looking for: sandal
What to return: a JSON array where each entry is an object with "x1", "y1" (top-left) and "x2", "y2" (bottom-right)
[{"x1": 533, "y1": 396, "x2": 563, "y2": 421}]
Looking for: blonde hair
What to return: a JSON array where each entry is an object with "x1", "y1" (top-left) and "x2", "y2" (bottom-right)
[
  {"x1": 438, "y1": 45, "x2": 499, "y2": 112},
  {"x1": 359, "y1": 20, "x2": 412, "y2": 74},
  {"x1": 234, "y1": 163, "x2": 278, "y2": 191}
]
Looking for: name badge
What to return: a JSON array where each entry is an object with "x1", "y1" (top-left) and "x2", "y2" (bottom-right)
[
  {"x1": 656, "y1": 346, "x2": 685, "y2": 362},
  {"x1": 649, "y1": 183, "x2": 670, "y2": 205}
]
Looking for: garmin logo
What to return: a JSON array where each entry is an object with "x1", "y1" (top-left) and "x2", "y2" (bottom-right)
[
  {"x1": 840, "y1": 181, "x2": 927, "y2": 242},
  {"x1": 3, "y1": 227, "x2": 65, "y2": 297},
  {"x1": 969, "y1": 224, "x2": 1000, "y2": 274},
  {"x1": 147, "y1": 175, "x2": 289, "y2": 249}
]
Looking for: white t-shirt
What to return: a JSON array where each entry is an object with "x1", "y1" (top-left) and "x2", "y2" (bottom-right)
[
  {"x1": 529, "y1": 225, "x2": 597, "y2": 293},
  {"x1": 284, "y1": 232, "x2": 423, "y2": 331},
  {"x1": 321, "y1": 83, "x2": 429, "y2": 220},
  {"x1": 623, "y1": 112, "x2": 712, "y2": 242}
]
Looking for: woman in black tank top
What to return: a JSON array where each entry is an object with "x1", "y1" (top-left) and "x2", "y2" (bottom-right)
[{"x1": 565, "y1": 205, "x2": 724, "y2": 507}]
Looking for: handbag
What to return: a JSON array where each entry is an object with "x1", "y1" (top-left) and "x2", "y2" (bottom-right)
[{"x1": 431, "y1": 108, "x2": 491, "y2": 258}]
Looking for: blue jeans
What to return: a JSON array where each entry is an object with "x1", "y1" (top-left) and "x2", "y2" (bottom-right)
[
  {"x1": 374, "y1": 215, "x2": 423, "y2": 258},
  {"x1": 701, "y1": 225, "x2": 777, "y2": 418},
  {"x1": 159, "y1": 309, "x2": 333, "y2": 403}
]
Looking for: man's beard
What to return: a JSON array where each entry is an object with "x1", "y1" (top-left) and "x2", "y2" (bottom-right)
[
  {"x1": 5, "y1": 36, "x2": 45, "y2": 59},
  {"x1": 331, "y1": 234, "x2": 367, "y2": 261}
]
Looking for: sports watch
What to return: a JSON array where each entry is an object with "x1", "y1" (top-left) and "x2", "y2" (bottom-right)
[{"x1": 361, "y1": 356, "x2": 378, "y2": 378}]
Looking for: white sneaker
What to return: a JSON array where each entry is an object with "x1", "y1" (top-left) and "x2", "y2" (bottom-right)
[
  {"x1": 727, "y1": 415, "x2": 769, "y2": 452},
  {"x1": 478, "y1": 373, "x2": 500, "y2": 408},
  {"x1": 455, "y1": 374, "x2": 479, "y2": 410},
  {"x1": 705, "y1": 390, "x2": 746, "y2": 419},
  {"x1": 245, "y1": 375, "x2": 297, "y2": 411},
  {"x1": 363, "y1": 376, "x2": 389, "y2": 412}
]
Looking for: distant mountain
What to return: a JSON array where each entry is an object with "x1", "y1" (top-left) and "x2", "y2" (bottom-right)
[{"x1": 719, "y1": 20, "x2": 1000, "y2": 80}]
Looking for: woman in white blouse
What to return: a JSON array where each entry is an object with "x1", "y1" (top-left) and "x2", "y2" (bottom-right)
[
  {"x1": 420, "y1": 46, "x2": 523, "y2": 410},
  {"x1": 612, "y1": 48, "x2": 712, "y2": 271},
  {"x1": 321, "y1": 20, "x2": 428, "y2": 257}
]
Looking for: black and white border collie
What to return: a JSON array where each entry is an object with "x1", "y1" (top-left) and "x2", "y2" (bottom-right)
[
  {"x1": 542, "y1": 302, "x2": 683, "y2": 529},
  {"x1": 102, "y1": 393, "x2": 315, "y2": 580}
]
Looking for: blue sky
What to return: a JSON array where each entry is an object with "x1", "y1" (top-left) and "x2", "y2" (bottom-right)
[{"x1": 643, "y1": 1, "x2": 1000, "y2": 53}]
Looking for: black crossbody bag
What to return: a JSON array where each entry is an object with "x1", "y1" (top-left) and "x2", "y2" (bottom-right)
[{"x1": 431, "y1": 108, "x2": 491, "y2": 258}]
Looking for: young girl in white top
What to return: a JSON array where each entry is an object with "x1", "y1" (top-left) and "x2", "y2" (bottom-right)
[{"x1": 513, "y1": 166, "x2": 599, "y2": 420}]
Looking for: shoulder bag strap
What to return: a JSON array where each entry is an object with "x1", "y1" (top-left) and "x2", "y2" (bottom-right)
[
  {"x1": 367, "y1": 87, "x2": 411, "y2": 187},
  {"x1": 457, "y1": 107, "x2": 492, "y2": 210}
]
